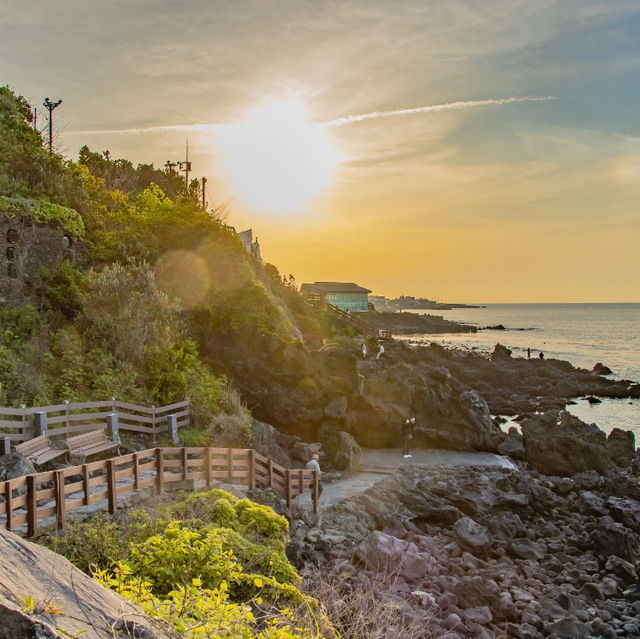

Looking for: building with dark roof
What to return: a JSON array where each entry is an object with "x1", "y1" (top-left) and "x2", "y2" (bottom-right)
[{"x1": 300, "y1": 281, "x2": 372, "y2": 312}]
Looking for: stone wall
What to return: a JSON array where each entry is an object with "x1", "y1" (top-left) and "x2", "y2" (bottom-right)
[{"x1": 0, "y1": 213, "x2": 84, "y2": 306}]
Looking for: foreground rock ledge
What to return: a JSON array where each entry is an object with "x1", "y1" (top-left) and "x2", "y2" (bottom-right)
[{"x1": 0, "y1": 527, "x2": 172, "y2": 639}]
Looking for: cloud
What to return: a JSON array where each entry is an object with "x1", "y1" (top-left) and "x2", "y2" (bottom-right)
[
  {"x1": 64, "y1": 95, "x2": 555, "y2": 137},
  {"x1": 325, "y1": 96, "x2": 555, "y2": 127}
]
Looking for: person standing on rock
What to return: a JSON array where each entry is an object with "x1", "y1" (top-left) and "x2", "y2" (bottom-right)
[
  {"x1": 305, "y1": 453, "x2": 323, "y2": 506},
  {"x1": 402, "y1": 417, "x2": 414, "y2": 458}
]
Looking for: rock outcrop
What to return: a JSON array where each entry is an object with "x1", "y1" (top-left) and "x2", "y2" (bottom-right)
[
  {"x1": 0, "y1": 452, "x2": 35, "y2": 482},
  {"x1": 0, "y1": 527, "x2": 171, "y2": 639},
  {"x1": 293, "y1": 463, "x2": 640, "y2": 639},
  {"x1": 519, "y1": 411, "x2": 638, "y2": 477},
  {"x1": 199, "y1": 328, "x2": 637, "y2": 459}
]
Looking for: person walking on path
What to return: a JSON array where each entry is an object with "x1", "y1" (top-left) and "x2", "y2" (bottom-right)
[
  {"x1": 376, "y1": 343, "x2": 385, "y2": 360},
  {"x1": 402, "y1": 417, "x2": 415, "y2": 458},
  {"x1": 361, "y1": 343, "x2": 367, "y2": 358},
  {"x1": 305, "y1": 453, "x2": 323, "y2": 507}
]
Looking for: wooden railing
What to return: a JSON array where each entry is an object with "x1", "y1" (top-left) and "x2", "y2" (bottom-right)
[
  {"x1": 311, "y1": 300, "x2": 392, "y2": 340},
  {"x1": 0, "y1": 399, "x2": 190, "y2": 444},
  {"x1": 0, "y1": 446, "x2": 318, "y2": 537}
]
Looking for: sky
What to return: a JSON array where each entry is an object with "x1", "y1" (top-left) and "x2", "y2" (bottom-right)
[{"x1": 2, "y1": 0, "x2": 640, "y2": 303}]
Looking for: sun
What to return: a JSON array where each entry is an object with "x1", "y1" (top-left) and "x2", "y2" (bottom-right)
[{"x1": 216, "y1": 98, "x2": 342, "y2": 213}]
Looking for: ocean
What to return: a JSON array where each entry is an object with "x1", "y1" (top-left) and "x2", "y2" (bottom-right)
[{"x1": 402, "y1": 303, "x2": 640, "y2": 438}]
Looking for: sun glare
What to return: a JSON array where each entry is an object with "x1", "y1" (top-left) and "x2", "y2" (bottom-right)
[{"x1": 216, "y1": 98, "x2": 341, "y2": 213}]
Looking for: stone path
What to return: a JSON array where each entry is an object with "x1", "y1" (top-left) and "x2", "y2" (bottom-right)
[{"x1": 297, "y1": 447, "x2": 515, "y2": 510}]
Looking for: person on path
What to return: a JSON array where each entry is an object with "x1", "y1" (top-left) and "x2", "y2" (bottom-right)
[
  {"x1": 539, "y1": 351, "x2": 545, "y2": 359},
  {"x1": 402, "y1": 417, "x2": 414, "y2": 458},
  {"x1": 527, "y1": 347, "x2": 531, "y2": 359},
  {"x1": 305, "y1": 453, "x2": 323, "y2": 505},
  {"x1": 361, "y1": 343, "x2": 367, "y2": 358},
  {"x1": 376, "y1": 343, "x2": 385, "y2": 360}
]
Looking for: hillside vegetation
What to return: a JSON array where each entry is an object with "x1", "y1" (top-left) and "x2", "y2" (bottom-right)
[{"x1": 0, "y1": 87, "x2": 342, "y2": 440}]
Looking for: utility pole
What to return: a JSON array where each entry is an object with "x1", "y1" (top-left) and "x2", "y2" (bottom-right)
[
  {"x1": 178, "y1": 140, "x2": 191, "y2": 190},
  {"x1": 201, "y1": 176, "x2": 207, "y2": 210},
  {"x1": 33, "y1": 107, "x2": 37, "y2": 130},
  {"x1": 42, "y1": 97, "x2": 62, "y2": 153}
]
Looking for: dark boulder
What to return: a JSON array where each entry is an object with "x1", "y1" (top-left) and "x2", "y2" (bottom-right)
[
  {"x1": 0, "y1": 452, "x2": 35, "y2": 482},
  {"x1": 497, "y1": 426, "x2": 525, "y2": 460},
  {"x1": 320, "y1": 430, "x2": 362, "y2": 471},
  {"x1": 490, "y1": 343, "x2": 512, "y2": 361},
  {"x1": 607, "y1": 429, "x2": 636, "y2": 468},
  {"x1": 593, "y1": 363, "x2": 613, "y2": 376},
  {"x1": 521, "y1": 411, "x2": 610, "y2": 476},
  {"x1": 250, "y1": 421, "x2": 291, "y2": 468}
]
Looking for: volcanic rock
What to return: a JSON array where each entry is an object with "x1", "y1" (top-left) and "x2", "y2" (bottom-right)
[
  {"x1": 0, "y1": 452, "x2": 35, "y2": 482},
  {"x1": 593, "y1": 362, "x2": 613, "y2": 375},
  {"x1": 521, "y1": 410, "x2": 610, "y2": 476},
  {"x1": 607, "y1": 428, "x2": 636, "y2": 467}
]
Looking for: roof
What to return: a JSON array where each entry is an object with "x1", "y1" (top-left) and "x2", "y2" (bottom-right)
[{"x1": 300, "y1": 281, "x2": 372, "y2": 294}]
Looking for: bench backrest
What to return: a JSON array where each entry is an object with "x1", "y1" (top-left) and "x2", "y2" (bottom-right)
[
  {"x1": 16, "y1": 434, "x2": 52, "y2": 456},
  {"x1": 67, "y1": 429, "x2": 107, "y2": 449}
]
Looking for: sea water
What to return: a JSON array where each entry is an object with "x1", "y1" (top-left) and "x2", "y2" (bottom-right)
[{"x1": 402, "y1": 304, "x2": 640, "y2": 437}]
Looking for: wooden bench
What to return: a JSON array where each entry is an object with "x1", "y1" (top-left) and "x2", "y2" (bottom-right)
[
  {"x1": 66, "y1": 429, "x2": 120, "y2": 460},
  {"x1": 15, "y1": 434, "x2": 67, "y2": 466}
]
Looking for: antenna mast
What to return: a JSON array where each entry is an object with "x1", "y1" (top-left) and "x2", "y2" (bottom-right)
[{"x1": 42, "y1": 97, "x2": 62, "y2": 153}]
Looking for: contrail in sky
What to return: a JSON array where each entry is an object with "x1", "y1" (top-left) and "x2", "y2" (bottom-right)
[
  {"x1": 325, "y1": 96, "x2": 555, "y2": 127},
  {"x1": 64, "y1": 96, "x2": 554, "y2": 137}
]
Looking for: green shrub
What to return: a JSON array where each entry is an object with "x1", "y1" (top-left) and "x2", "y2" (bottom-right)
[{"x1": 41, "y1": 515, "x2": 129, "y2": 573}]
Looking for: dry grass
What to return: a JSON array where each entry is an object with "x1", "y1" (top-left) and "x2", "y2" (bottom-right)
[{"x1": 302, "y1": 563, "x2": 437, "y2": 639}]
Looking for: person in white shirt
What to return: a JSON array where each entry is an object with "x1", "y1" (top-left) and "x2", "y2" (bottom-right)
[{"x1": 305, "y1": 453, "x2": 323, "y2": 500}]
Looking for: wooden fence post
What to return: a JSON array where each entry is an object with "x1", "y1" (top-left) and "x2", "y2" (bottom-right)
[
  {"x1": 156, "y1": 448, "x2": 164, "y2": 495},
  {"x1": 0, "y1": 436, "x2": 10, "y2": 456},
  {"x1": 248, "y1": 449, "x2": 255, "y2": 490},
  {"x1": 133, "y1": 453, "x2": 140, "y2": 490},
  {"x1": 56, "y1": 470, "x2": 66, "y2": 530},
  {"x1": 268, "y1": 459, "x2": 273, "y2": 489},
  {"x1": 5, "y1": 481, "x2": 13, "y2": 531},
  {"x1": 182, "y1": 448, "x2": 188, "y2": 481},
  {"x1": 33, "y1": 412, "x2": 47, "y2": 438},
  {"x1": 64, "y1": 400, "x2": 70, "y2": 439},
  {"x1": 27, "y1": 475, "x2": 37, "y2": 537},
  {"x1": 107, "y1": 459, "x2": 117, "y2": 515},
  {"x1": 83, "y1": 464, "x2": 90, "y2": 505},
  {"x1": 106, "y1": 413, "x2": 120, "y2": 449},
  {"x1": 312, "y1": 470, "x2": 319, "y2": 514},
  {"x1": 206, "y1": 447, "x2": 212, "y2": 488},
  {"x1": 227, "y1": 448, "x2": 233, "y2": 481},
  {"x1": 167, "y1": 414, "x2": 178, "y2": 445},
  {"x1": 285, "y1": 469, "x2": 292, "y2": 513}
]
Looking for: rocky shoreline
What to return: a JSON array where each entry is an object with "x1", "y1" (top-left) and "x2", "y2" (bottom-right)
[
  {"x1": 365, "y1": 311, "x2": 477, "y2": 335},
  {"x1": 290, "y1": 460, "x2": 640, "y2": 639}
]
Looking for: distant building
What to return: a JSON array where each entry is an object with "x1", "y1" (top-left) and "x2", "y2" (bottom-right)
[
  {"x1": 237, "y1": 229, "x2": 261, "y2": 260},
  {"x1": 300, "y1": 281, "x2": 372, "y2": 312},
  {"x1": 368, "y1": 295, "x2": 390, "y2": 311}
]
